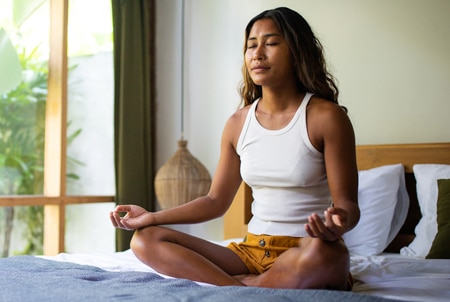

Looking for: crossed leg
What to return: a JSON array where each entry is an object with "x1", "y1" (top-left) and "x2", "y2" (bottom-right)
[
  {"x1": 130, "y1": 226, "x2": 250, "y2": 285},
  {"x1": 237, "y1": 236, "x2": 350, "y2": 290},
  {"x1": 131, "y1": 226, "x2": 350, "y2": 290}
]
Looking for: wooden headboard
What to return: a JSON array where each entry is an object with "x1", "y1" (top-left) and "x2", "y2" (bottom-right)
[{"x1": 223, "y1": 142, "x2": 450, "y2": 252}]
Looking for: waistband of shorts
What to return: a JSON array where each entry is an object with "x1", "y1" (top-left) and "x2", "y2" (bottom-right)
[{"x1": 243, "y1": 233, "x2": 301, "y2": 248}]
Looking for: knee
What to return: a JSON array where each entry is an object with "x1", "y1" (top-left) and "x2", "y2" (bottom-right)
[
  {"x1": 299, "y1": 238, "x2": 350, "y2": 290},
  {"x1": 130, "y1": 226, "x2": 164, "y2": 259},
  {"x1": 302, "y1": 237, "x2": 349, "y2": 265}
]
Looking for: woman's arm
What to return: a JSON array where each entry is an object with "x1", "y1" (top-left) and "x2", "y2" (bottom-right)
[
  {"x1": 304, "y1": 98, "x2": 360, "y2": 241},
  {"x1": 110, "y1": 110, "x2": 246, "y2": 230}
]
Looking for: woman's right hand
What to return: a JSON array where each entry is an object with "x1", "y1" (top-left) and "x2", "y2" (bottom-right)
[{"x1": 109, "y1": 205, "x2": 154, "y2": 231}]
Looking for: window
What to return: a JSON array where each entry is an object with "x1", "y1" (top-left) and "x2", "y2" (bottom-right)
[{"x1": 0, "y1": 0, "x2": 115, "y2": 256}]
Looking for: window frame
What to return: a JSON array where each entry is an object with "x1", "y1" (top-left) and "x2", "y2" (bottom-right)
[{"x1": 0, "y1": 0, "x2": 114, "y2": 256}]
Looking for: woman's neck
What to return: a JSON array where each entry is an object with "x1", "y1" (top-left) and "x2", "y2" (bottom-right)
[
  {"x1": 259, "y1": 87, "x2": 305, "y2": 114},
  {"x1": 255, "y1": 89, "x2": 305, "y2": 131}
]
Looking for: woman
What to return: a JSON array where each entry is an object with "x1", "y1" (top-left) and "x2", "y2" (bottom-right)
[{"x1": 110, "y1": 7, "x2": 359, "y2": 290}]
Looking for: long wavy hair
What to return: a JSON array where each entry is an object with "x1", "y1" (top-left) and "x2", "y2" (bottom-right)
[{"x1": 239, "y1": 7, "x2": 340, "y2": 107}]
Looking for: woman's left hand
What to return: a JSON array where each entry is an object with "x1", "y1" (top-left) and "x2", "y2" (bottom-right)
[{"x1": 304, "y1": 207, "x2": 348, "y2": 241}]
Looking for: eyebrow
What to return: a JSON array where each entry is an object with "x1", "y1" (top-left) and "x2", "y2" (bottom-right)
[{"x1": 247, "y1": 33, "x2": 281, "y2": 41}]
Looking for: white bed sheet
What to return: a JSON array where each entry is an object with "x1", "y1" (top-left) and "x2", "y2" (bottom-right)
[
  {"x1": 41, "y1": 249, "x2": 450, "y2": 302},
  {"x1": 350, "y1": 253, "x2": 450, "y2": 302},
  {"x1": 39, "y1": 249, "x2": 214, "y2": 286}
]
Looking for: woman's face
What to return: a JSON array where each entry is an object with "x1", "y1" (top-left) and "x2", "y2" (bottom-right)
[{"x1": 245, "y1": 18, "x2": 294, "y2": 88}]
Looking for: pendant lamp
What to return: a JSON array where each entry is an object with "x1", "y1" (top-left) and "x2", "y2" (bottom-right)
[{"x1": 154, "y1": 0, "x2": 211, "y2": 210}]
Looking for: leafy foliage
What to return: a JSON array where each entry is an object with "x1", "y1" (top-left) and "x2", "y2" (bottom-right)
[
  {"x1": 0, "y1": 27, "x2": 82, "y2": 257},
  {"x1": 0, "y1": 44, "x2": 47, "y2": 256}
]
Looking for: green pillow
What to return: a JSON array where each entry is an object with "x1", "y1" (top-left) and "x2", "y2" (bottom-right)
[{"x1": 426, "y1": 178, "x2": 450, "y2": 259}]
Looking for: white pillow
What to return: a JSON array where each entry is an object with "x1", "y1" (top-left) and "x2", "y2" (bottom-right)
[
  {"x1": 400, "y1": 164, "x2": 450, "y2": 257},
  {"x1": 343, "y1": 164, "x2": 409, "y2": 256},
  {"x1": 387, "y1": 166, "x2": 410, "y2": 245}
]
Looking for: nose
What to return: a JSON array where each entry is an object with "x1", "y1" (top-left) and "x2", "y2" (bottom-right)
[{"x1": 252, "y1": 45, "x2": 265, "y2": 61}]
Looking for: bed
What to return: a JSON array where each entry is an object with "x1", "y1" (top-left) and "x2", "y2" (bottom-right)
[
  {"x1": 224, "y1": 142, "x2": 450, "y2": 302},
  {"x1": 1, "y1": 143, "x2": 450, "y2": 302}
]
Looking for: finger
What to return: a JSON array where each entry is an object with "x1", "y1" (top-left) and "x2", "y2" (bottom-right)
[
  {"x1": 112, "y1": 212, "x2": 126, "y2": 228},
  {"x1": 111, "y1": 212, "x2": 130, "y2": 230},
  {"x1": 307, "y1": 214, "x2": 325, "y2": 237},
  {"x1": 306, "y1": 216, "x2": 318, "y2": 237},
  {"x1": 310, "y1": 213, "x2": 328, "y2": 234},
  {"x1": 331, "y1": 213, "x2": 343, "y2": 227},
  {"x1": 326, "y1": 206, "x2": 336, "y2": 214},
  {"x1": 311, "y1": 213, "x2": 337, "y2": 240},
  {"x1": 325, "y1": 210, "x2": 346, "y2": 234},
  {"x1": 304, "y1": 223, "x2": 317, "y2": 237},
  {"x1": 109, "y1": 211, "x2": 119, "y2": 227},
  {"x1": 324, "y1": 210, "x2": 334, "y2": 228},
  {"x1": 114, "y1": 205, "x2": 132, "y2": 213},
  {"x1": 325, "y1": 210, "x2": 343, "y2": 234}
]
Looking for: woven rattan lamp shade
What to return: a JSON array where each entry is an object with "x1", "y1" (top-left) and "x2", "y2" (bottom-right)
[{"x1": 154, "y1": 140, "x2": 211, "y2": 209}]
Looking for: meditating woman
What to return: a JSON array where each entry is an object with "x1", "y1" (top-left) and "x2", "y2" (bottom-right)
[{"x1": 110, "y1": 7, "x2": 359, "y2": 290}]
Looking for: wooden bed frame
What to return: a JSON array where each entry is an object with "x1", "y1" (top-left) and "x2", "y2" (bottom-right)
[{"x1": 223, "y1": 142, "x2": 450, "y2": 252}]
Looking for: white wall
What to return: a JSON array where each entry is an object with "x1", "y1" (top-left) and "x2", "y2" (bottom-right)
[
  {"x1": 65, "y1": 52, "x2": 116, "y2": 253},
  {"x1": 155, "y1": 0, "x2": 450, "y2": 241}
]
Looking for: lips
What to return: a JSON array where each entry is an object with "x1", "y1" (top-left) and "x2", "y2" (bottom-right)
[{"x1": 251, "y1": 65, "x2": 270, "y2": 72}]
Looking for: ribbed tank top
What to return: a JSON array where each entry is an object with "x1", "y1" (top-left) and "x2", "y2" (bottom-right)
[{"x1": 236, "y1": 92, "x2": 331, "y2": 237}]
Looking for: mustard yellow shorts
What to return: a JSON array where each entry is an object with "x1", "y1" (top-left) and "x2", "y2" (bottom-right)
[
  {"x1": 227, "y1": 233, "x2": 353, "y2": 290},
  {"x1": 227, "y1": 233, "x2": 301, "y2": 275}
]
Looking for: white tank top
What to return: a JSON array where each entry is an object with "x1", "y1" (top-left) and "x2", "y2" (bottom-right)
[{"x1": 236, "y1": 92, "x2": 331, "y2": 237}]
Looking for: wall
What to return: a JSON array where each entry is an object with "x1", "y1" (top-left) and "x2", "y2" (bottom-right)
[
  {"x1": 65, "y1": 52, "x2": 116, "y2": 253},
  {"x1": 155, "y1": 0, "x2": 450, "y2": 241}
]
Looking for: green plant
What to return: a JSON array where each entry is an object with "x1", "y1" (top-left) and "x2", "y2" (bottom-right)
[
  {"x1": 0, "y1": 44, "x2": 47, "y2": 256},
  {"x1": 0, "y1": 45, "x2": 82, "y2": 256},
  {"x1": 0, "y1": 0, "x2": 82, "y2": 256}
]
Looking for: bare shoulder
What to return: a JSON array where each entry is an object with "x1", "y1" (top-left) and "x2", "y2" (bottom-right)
[
  {"x1": 223, "y1": 104, "x2": 252, "y2": 148},
  {"x1": 307, "y1": 96, "x2": 348, "y2": 120},
  {"x1": 307, "y1": 96, "x2": 354, "y2": 152}
]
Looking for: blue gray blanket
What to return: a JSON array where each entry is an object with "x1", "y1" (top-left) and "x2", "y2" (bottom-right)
[{"x1": 0, "y1": 256, "x2": 397, "y2": 302}]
